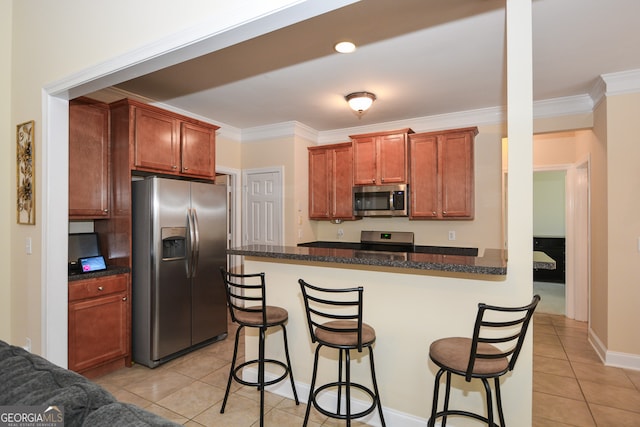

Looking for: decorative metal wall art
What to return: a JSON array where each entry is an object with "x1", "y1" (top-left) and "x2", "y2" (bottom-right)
[{"x1": 17, "y1": 120, "x2": 35, "y2": 225}]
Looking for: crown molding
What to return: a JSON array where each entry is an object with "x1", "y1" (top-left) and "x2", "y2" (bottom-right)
[
  {"x1": 241, "y1": 121, "x2": 318, "y2": 143},
  {"x1": 601, "y1": 68, "x2": 640, "y2": 96},
  {"x1": 90, "y1": 86, "x2": 243, "y2": 141},
  {"x1": 318, "y1": 106, "x2": 505, "y2": 144},
  {"x1": 532, "y1": 94, "x2": 594, "y2": 119}
]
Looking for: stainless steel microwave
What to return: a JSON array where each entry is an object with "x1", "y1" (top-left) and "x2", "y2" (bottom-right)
[{"x1": 353, "y1": 184, "x2": 408, "y2": 217}]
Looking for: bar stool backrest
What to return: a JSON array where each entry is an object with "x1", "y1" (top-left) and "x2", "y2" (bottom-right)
[
  {"x1": 220, "y1": 268, "x2": 268, "y2": 326},
  {"x1": 465, "y1": 294, "x2": 541, "y2": 381},
  {"x1": 298, "y1": 279, "x2": 364, "y2": 352}
]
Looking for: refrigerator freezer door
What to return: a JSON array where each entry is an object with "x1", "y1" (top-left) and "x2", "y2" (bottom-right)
[
  {"x1": 190, "y1": 181, "x2": 228, "y2": 344},
  {"x1": 152, "y1": 178, "x2": 192, "y2": 360}
]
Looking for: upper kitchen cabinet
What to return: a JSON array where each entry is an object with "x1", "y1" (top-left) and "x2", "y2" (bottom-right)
[
  {"x1": 69, "y1": 97, "x2": 111, "y2": 219},
  {"x1": 351, "y1": 128, "x2": 413, "y2": 185},
  {"x1": 308, "y1": 142, "x2": 356, "y2": 220},
  {"x1": 409, "y1": 127, "x2": 477, "y2": 219},
  {"x1": 110, "y1": 99, "x2": 219, "y2": 179}
]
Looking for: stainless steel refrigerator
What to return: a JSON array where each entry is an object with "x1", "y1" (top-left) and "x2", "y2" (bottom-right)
[{"x1": 132, "y1": 176, "x2": 228, "y2": 368}]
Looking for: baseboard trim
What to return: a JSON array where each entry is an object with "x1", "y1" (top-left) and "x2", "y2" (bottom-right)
[
  {"x1": 243, "y1": 367, "x2": 430, "y2": 427},
  {"x1": 589, "y1": 328, "x2": 640, "y2": 371}
]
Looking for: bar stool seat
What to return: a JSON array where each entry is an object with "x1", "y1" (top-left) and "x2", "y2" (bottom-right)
[
  {"x1": 220, "y1": 269, "x2": 299, "y2": 427},
  {"x1": 234, "y1": 306, "x2": 288, "y2": 325},
  {"x1": 299, "y1": 279, "x2": 386, "y2": 427}
]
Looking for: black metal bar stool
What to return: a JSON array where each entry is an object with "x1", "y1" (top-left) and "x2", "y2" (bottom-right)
[
  {"x1": 220, "y1": 268, "x2": 299, "y2": 426},
  {"x1": 427, "y1": 295, "x2": 540, "y2": 427},
  {"x1": 298, "y1": 278, "x2": 386, "y2": 427}
]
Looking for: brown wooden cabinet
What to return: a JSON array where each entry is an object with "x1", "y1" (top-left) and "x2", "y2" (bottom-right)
[
  {"x1": 409, "y1": 127, "x2": 476, "y2": 219},
  {"x1": 113, "y1": 99, "x2": 219, "y2": 179},
  {"x1": 180, "y1": 121, "x2": 217, "y2": 177},
  {"x1": 69, "y1": 97, "x2": 111, "y2": 219},
  {"x1": 132, "y1": 106, "x2": 179, "y2": 173},
  {"x1": 68, "y1": 273, "x2": 130, "y2": 378},
  {"x1": 308, "y1": 142, "x2": 356, "y2": 220},
  {"x1": 351, "y1": 128, "x2": 413, "y2": 185}
]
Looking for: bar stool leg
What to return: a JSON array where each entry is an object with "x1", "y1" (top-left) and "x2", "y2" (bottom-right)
[
  {"x1": 281, "y1": 324, "x2": 299, "y2": 404},
  {"x1": 221, "y1": 325, "x2": 243, "y2": 413},
  {"x1": 303, "y1": 344, "x2": 322, "y2": 427},
  {"x1": 258, "y1": 327, "x2": 266, "y2": 427},
  {"x1": 442, "y1": 371, "x2": 452, "y2": 426},
  {"x1": 337, "y1": 348, "x2": 344, "y2": 416},
  {"x1": 495, "y1": 377, "x2": 506, "y2": 427},
  {"x1": 368, "y1": 347, "x2": 386, "y2": 427},
  {"x1": 428, "y1": 368, "x2": 444, "y2": 426},
  {"x1": 345, "y1": 349, "x2": 351, "y2": 427}
]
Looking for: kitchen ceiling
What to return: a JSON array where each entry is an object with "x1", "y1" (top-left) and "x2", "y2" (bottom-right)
[{"x1": 112, "y1": 0, "x2": 640, "y2": 133}]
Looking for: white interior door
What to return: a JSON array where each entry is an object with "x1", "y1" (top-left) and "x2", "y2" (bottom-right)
[{"x1": 243, "y1": 168, "x2": 283, "y2": 246}]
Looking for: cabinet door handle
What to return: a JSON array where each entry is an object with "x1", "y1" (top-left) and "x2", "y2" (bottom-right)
[
  {"x1": 97, "y1": 286, "x2": 104, "y2": 291},
  {"x1": 443, "y1": 211, "x2": 447, "y2": 215},
  {"x1": 103, "y1": 209, "x2": 108, "y2": 213},
  {"x1": 172, "y1": 165, "x2": 178, "y2": 169},
  {"x1": 432, "y1": 211, "x2": 437, "y2": 216},
  {"x1": 122, "y1": 296, "x2": 128, "y2": 301}
]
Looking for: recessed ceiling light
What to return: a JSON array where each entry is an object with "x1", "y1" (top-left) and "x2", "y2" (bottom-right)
[{"x1": 334, "y1": 41, "x2": 356, "y2": 54}]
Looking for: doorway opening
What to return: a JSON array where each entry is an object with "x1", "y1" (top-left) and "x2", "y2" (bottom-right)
[
  {"x1": 533, "y1": 169, "x2": 567, "y2": 315},
  {"x1": 532, "y1": 131, "x2": 591, "y2": 322}
]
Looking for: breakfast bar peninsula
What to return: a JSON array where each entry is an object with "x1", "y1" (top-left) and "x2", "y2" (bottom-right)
[{"x1": 226, "y1": 244, "x2": 534, "y2": 426}]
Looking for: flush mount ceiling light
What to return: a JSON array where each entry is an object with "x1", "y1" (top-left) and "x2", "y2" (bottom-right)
[
  {"x1": 345, "y1": 91, "x2": 377, "y2": 116},
  {"x1": 334, "y1": 41, "x2": 356, "y2": 53}
]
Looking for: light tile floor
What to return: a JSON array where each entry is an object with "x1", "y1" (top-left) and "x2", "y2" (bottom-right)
[
  {"x1": 95, "y1": 314, "x2": 640, "y2": 426},
  {"x1": 533, "y1": 313, "x2": 640, "y2": 426}
]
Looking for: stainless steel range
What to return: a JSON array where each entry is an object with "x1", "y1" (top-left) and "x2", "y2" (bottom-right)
[
  {"x1": 359, "y1": 230, "x2": 414, "y2": 252},
  {"x1": 297, "y1": 230, "x2": 478, "y2": 256}
]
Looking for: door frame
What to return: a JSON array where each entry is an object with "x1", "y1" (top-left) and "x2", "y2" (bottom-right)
[
  {"x1": 565, "y1": 155, "x2": 591, "y2": 322},
  {"x1": 216, "y1": 166, "x2": 242, "y2": 273}
]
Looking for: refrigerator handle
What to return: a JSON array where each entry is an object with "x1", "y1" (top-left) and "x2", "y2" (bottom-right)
[
  {"x1": 186, "y1": 208, "x2": 195, "y2": 278},
  {"x1": 191, "y1": 208, "x2": 201, "y2": 277}
]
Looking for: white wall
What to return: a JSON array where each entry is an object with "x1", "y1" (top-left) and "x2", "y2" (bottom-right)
[{"x1": 533, "y1": 170, "x2": 566, "y2": 237}]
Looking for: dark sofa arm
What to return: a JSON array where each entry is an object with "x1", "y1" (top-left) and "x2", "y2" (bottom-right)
[{"x1": 0, "y1": 340, "x2": 180, "y2": 426}]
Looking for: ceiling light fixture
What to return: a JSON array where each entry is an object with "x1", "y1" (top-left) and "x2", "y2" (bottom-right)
[
  {"x1": 345, "y1": 91, "x2": 376, "y2": 116},
  {"x1": 334, "y1": 41, "x2": 356, "y2": 53}
]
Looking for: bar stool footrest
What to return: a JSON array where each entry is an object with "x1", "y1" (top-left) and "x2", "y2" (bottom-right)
[
  {"x1": 429, "y1": 409, "x2": 501, "y2": 427},
  {"x1": 232, "y1": 358, "x2": 291, "y2": 388},
  {"x1": 311, "y1": 381, "x2": 378, "y2": 421}
]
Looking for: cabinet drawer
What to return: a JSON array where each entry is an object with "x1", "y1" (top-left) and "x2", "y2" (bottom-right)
[{"x1": 69, "y1": 274, "x2": 127, "y2": 301}]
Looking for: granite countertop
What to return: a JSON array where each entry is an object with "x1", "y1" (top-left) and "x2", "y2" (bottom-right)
[
  {"x1": 68, "y1": 266, "x2": 130, "y2": 282},
  {"x1": 227, "y1": 244, "x2": 508, "y2": 276},
  {"x1": 533, "y1": 250, "x2": 557, "y2": 270}
]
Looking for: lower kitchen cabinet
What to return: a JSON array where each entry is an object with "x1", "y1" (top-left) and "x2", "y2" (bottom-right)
[{"x1": 68, "y1": 273, "x2": 130, "y2": 378}]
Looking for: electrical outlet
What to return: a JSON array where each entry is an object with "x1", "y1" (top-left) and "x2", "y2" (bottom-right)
[
  {"x1": 338, "y1": 228, "x2": 344, "y2": 238},
  {"x1": 448, "y1": 231, "x2": 456, "y2": 241},
  {"x1": 23, "y1": 337, "x2": 31, "y2": 352},
  {"x1": 25, "y1": 237, "x2": 32, "y2": 254}
]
